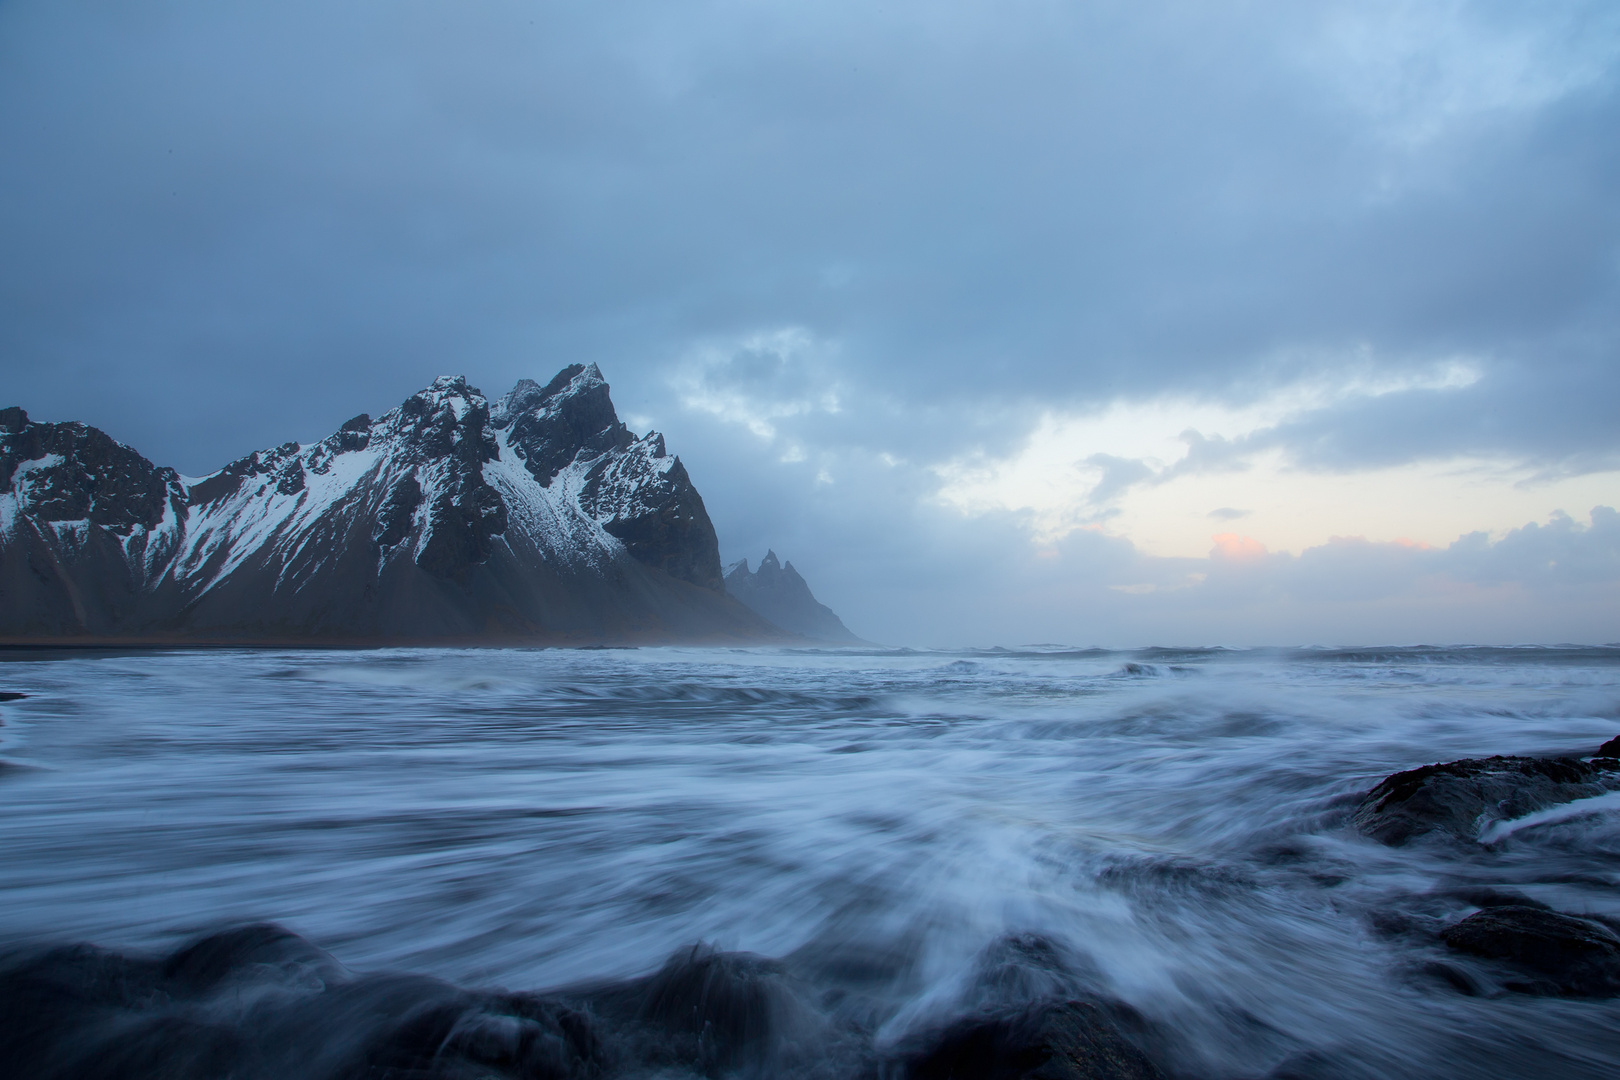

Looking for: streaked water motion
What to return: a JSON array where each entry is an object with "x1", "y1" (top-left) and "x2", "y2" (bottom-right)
[{"x1": 2, "y1": 645, "x2": 1618, "y2": 1077}]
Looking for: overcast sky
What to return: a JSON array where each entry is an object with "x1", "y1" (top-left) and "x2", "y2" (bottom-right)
[{"x1": 3, "y1": 0, "x2": 1617, "y2": 645}]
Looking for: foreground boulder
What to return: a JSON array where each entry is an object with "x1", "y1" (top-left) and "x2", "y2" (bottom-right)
[
  {"x1": 1441, "y1": 905, "x2": 1620, "y2": 997},
  {"x1": 0, "y1": 926, "x2": 1176, "y2": 1080},
  {"x1": 1351, "y1": 753, "x2": 1620, "y2": 845},
  {"x1": 899, "y1": 1000, "x2": 1165, "y2": 1080},
  {"x1": 578, "y1": 944, "x2": 817, "y2": 1074},
  {"x1": 0, "y1": 924, "x2": 602, "y2": 1080}
]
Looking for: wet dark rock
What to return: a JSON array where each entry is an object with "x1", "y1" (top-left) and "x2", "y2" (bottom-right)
[
  {"x1": 0, "y1": 925, "x2": 1189, "y2": 1080},
  {"x1": 1441, "y1": 887, "x2": 1551, "y2": 912},
  {"x1": 0, "y1": 692, "x2": 26, "y2": 702},
  {"x1": 1366, "y1": 908, "x2": 1430, "y2": 940},
  {"x1": 1351, "y1": 755, "x2": 1620, "y2": 845},
  {"x1": 159, "y1": 922, "x2": 344, "y2": 994},
  {"x1": 360, "y1": 989, "x2": 602, "y2": 1080},
  {"x1": 581, "y1": 944, "x2": 814, "y2": 1073},
  {"x1": 1440, "y1": 905, "x2": 1620, "y2": 997},
  {"x1": 0, "y1": 924, "x2": 604, "y2": 1080},
  {"x1": 636, "y1": 947, "x2": 781, "y2": 1052},
  {"x1": 899, "y1": 999, "x2": 1165, "y2": 1080},
  {"x1": 961, "y1": 934, "x2": 1104, "y2": 1012},
  {"x1": 1597, "y1": 735, "x2": 1620, "y2": 758}
]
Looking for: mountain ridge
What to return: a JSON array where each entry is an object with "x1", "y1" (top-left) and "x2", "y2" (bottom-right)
[{"x1": 0, "y1": 366, "x2": 780, "y2": 644}]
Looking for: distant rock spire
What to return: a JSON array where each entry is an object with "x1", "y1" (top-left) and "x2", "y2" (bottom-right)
[{"x1": 724, "y1": 552, "x2": 862, "y2": 643}]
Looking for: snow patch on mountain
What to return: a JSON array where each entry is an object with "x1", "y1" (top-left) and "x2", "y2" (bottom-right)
[{"x1": 484, "y1": 429, "x2": 616, "y2": 572}]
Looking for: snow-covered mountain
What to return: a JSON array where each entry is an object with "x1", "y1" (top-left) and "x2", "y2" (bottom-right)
[
  {"x1": 725, "y1": 551, "x2": 863, "y2": 643},
  {"x1": 0, "y1": 365, "x2": 776, "y2": 643}
]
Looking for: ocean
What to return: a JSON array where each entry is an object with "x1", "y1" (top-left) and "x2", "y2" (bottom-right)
[{"x1": 2, "y1": 645, "x2": 1619, "y2": 1078}]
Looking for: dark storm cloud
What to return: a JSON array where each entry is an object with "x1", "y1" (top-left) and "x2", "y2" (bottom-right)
[
  {"x1": 5, "y1": 0, "x2": 1617, "y2": 458},
  {"x1": 1, "y1": 0, "x2": 1616, "y2": 641}
]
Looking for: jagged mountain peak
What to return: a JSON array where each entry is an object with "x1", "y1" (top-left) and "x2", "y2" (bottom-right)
[
  {"x1": 750, "y1": 550, "x2": 807, "y2": 582},
  {"x1": 494, "y1": 366, "x2": 637, "y2": 489},
  {"x1": 428, "y1": 374, "x2": 480, "y2": 394},
  {"x1": 493, "y1": 364, "x2": 607, "y2": 427},
  {"x1": 387, "y1": 374, "x2": 489, "y2": 430},
  {"x1": 379, "y1": 376, "x2": 498, "y2": 461},
  {"x1": 548, "y1": 361, "x2": 607, "y2": 396}
]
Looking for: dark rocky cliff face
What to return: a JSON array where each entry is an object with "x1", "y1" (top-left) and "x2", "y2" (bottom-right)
[
  {"x1": 495, "y1": 365, "x2": 723, "y2": 590},
  {"x1": 0, "y1": 368, "x2": 762, "y2": 642},
  {"x1": 583, "y1": 443, "x2": 723, "y2": 591},
  {"x1": 1, "y1": 406, "x2": 185, "y2": 535},
  {"x1": 724, "y1": 551, "x2": 861, "y2": 643},
  {"x1": 495, "y1": 365, "x2": 634, "y2": 486},
  {"x1": 0, "y1": 407, "x2": 188, "y2": 635}
]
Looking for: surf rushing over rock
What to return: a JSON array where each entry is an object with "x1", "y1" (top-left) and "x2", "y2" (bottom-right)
[
  {"x1": 1438, "y1": 904, "x2": 1620, "y2": 998},
  {"x1": 0, "y1": 924, "x2": 1173, "y2": 1080},
  {"x1": 1354, "y1": 736, "x2": 1620, "y2": 1002},
  {"x1": 1351, "y1": 749, "x2": 1620, "y2": 846}
]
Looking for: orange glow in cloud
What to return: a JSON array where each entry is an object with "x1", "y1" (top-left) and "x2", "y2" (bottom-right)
[{"x1": 1211, "y1": 533, "x2": 1268, "y2": 561}]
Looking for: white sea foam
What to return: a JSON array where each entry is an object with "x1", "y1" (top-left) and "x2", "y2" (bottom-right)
[{"x1": 1478, "y1": 789, "x2": 1620, "y2": 844}]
